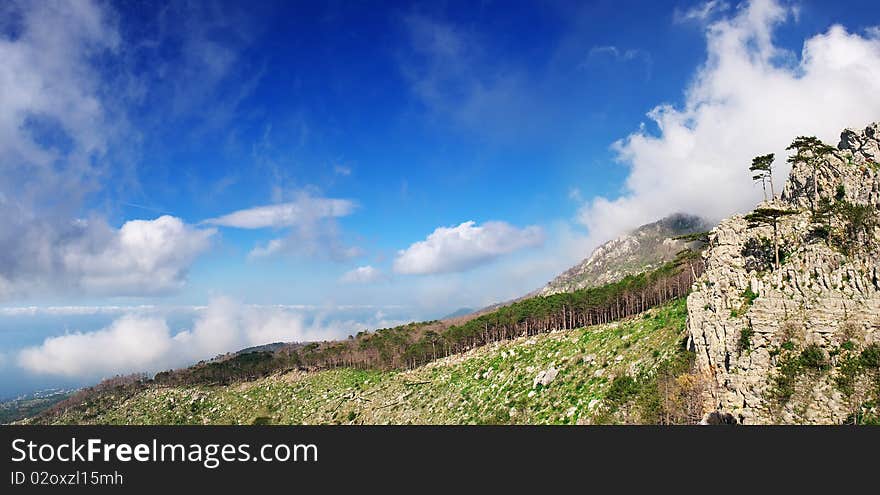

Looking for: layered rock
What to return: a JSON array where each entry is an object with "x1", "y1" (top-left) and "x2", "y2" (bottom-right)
[{"x1": 688, "y1": 122, "x2": 880, "y2": 424}]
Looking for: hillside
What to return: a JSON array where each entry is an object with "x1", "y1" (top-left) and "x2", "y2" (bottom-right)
[
  {"x1": 540, "y1": 213, "x2": 713, "y2": 296},
  {"x1": 28, "y1": 299, "x2": 697, "y2": 425},
  {"x1": 20, "y1": 221, "x2": 703, "y2": 422},
  {"x1": 689, "y1": 122, "x2": 880, "y2": 425}
]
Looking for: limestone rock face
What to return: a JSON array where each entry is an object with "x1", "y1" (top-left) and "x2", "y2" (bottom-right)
[{"x1": 688, "y1": 123, "x2": 880, "y2": 424}]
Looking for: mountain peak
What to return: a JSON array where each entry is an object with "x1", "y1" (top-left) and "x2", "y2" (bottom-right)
[{"x1": 540, "y1": 213, "x2": 713, "y2": 296}]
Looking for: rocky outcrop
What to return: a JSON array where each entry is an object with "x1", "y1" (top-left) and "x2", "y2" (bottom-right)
[
  {"x1": 688, "y1": 122, "x2": 880, "y2": 424},
  {"x1": 781, "y1": 122, "x2": 880, "y2": 210},
  {"x1": 541, "y1": 213, "x2": 713, "y2": 296}
]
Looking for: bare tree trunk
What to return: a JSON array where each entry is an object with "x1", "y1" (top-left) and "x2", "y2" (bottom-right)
[{"x1": 773, "y1": 221, "x2": 780, "y2": 270}]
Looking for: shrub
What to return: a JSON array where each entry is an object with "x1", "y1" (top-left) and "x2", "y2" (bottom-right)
[
  {"x1": 771, "y1": 355, "x2": 802, "y2": 404},
  {"x1": 605, "y1": 375, "x2": 640, "y2": 404},
  {"x1": 799, "y1": 344, "x2": 828, "y2": 372},
  {"x1": 741, "y1": 237, "x2": 775, "y2": 272},
  {"x1": 739, "y1": 327, "x2": 754, "y2": 352},
  {"x1": 741, "y1": 287, "x2": 759, "y2": 306},
  {"x1": 861, "y1": 344, "x2": 880, "y2": 369}
]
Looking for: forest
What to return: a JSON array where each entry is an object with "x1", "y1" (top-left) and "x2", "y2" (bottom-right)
[{"x1": 152, "y1": 247, "x2": 705, "y2": 384}]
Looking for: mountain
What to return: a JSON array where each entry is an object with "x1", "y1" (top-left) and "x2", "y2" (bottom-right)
[
  {"x1": 441, "y1": 308, "x2": 475, "y2": 319},
  {"x1": 25, "y1": 300, "x2": 693, "y2": 425},
  {"x1": 688, "y1": 122, "x2": 880, "y2": 424},
  {"x1": 539, "y1": 213, "x2": 714, "y2": 296}
]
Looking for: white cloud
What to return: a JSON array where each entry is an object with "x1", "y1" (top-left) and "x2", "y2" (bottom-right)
[
  {"x1": 0, "y1": 0, "x2": 119, "y2": 179},
  {"x1": 674, "y1": 0, "x2": 730, "y2": 24},
  {"x1": 205, "y1": 192, "x2": 361, "y2": 262},
  {"x1": 340, "y1": 265, "x2": 383, "y2": 284},
  {"x1": 61, "y1": 216, "x2": 214, "y2": 294},
  {"x1": 577, "y1": 0, "x2": 880, "y2": 248},
  {"x1": 0, "y1": 2, "x2": 217, "y2": 299},
  {"x1": 0, "y1": 214, "x2": 214, "y2": 298},
  {"x1": 16, "y1": 297, "x2": 401, "y2": 380},
  {"x1": 588, "y1": 45, "x2": 651, "y2": 63},
  {"x1": 393, "y1": 221, "x2": 544, "y2": 275},
  {"x1": 18, "y1": 315, "x2": 174, "y2": 378},
  {"x1": 204, "y1": 196, "x2": 356, "y2": 229}
]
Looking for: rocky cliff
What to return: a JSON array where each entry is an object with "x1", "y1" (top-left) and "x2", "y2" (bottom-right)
[
  {"x1": 540, "y1": 213, "x2": 713, "y2": 296},
  {"x1": 687, "y1": 122, "x2": 880, "y2": 424}
]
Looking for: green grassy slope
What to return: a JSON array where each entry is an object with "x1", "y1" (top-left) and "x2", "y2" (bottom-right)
[{"x1": 35, "y1": 299, "x2": 691, "y2": 425}]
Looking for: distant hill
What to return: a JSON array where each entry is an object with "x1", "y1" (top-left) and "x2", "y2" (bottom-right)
[
  {"x1": 441, "y1": 307, "x2": 474, "y2": 319},
  {"x1": 1, "y1": 389, "x2": 72, "y2": 424},
  {"x1": 539, "y1": 213, "x2": 714, "y2": 296}
]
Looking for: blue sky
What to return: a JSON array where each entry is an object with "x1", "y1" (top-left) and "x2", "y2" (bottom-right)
[{"x1": 1, "y1": 0, "x2": 880, "y2": 396}]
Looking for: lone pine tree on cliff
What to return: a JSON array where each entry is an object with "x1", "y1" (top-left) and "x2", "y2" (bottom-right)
[
  {"x1": 745, "y1": 207, "x2": 797, "y2": 270},
  {"x1": 750, "y1": 153, "x2": 776, "y2": 201},
  {"x1": 786, "y1": 136, "x2": 836, "y2": 211}
]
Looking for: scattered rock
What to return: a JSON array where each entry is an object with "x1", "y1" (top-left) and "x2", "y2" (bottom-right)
[{"x1": 533, "y1": 367, "x2": 559, "y2": 388}]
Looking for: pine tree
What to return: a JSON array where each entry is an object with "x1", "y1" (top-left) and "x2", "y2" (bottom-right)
[
  {"x1": 749, "y1": 153, "x2": 775, "y2": 201},
  {"x1": 744, "y1": 207, "x2": 797, "y2": 270},
  {"x1": 786, "y1": 136, "x2": 835, "y2": 211}
]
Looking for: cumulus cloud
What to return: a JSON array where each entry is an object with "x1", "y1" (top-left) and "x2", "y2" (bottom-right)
[
  {"x1": 340, "y1": 265, "x2": 384, "y2": 284},
  {"x1": 393, "y1": 221, "x2": 544, "y2": 275},
  {"x1": 16, "y1": 297, "x2": 401, "y2": 380},
  {"x1": 0, "y1": 214, "x2": 214, "y2": 298},
  {"x1": 62, "y1": 216, "x2": 215, "y2": 294},
  {"x1": 577, "y1": 0, "x2": 880, "y2": 247}
]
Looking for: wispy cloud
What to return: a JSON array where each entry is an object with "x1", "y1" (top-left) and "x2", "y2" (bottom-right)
[
  {"x1": 205, "y1": 191, "x2": 361, "y2": 262},
  {"x1": 584, "y1": 45, "x2": 653, "y2": 79},
  {"x1": 673, "y1": 0, "x2": 730, "y2": 24},
  {"x1": 204, "y1": 196, "x2": 356, "y2": 229},
  {"x1": 400, "y1": 13, "x2": 542, "y2": 140}
]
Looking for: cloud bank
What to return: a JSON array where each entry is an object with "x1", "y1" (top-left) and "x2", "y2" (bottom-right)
[
  {"x1": 577, "y1": 0, "x2": 880, "y2": 247},
  {"x1": 16, "y1": 298, "x2": 404, "y2": 380},
  {"x1": 394, "y1": 221, "x2": 544, "y2": 275}
]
